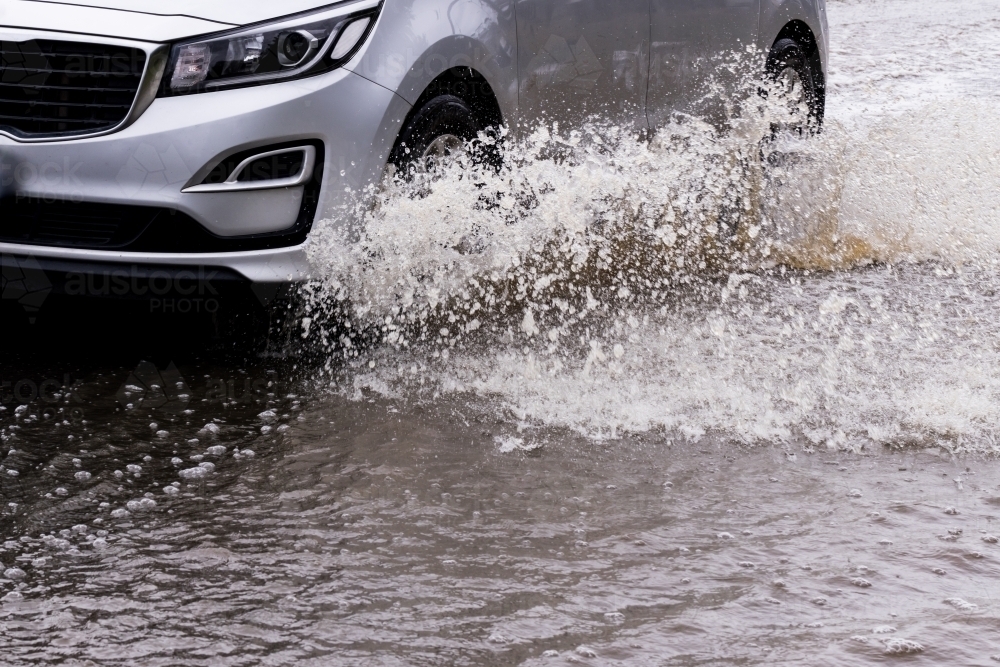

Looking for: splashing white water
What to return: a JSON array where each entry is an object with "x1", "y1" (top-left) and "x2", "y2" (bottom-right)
[{"x1": 299, "y1": 0, "x2": 1000, "y2": 454}]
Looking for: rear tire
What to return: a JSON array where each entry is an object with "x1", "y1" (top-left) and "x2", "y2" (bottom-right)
[{"x1": 764, "y1": 37, "x2": 824, "y2": 134}]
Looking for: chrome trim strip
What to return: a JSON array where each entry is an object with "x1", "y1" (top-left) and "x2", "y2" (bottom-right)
[
  {"x1": 0, "y1": 27, "x2": 162, "y2": 144},
  {"x1": 0, "y1": 241, "x2": 313, "y2": 282},
  {"x1": 126, "y1": 45, "x2": 170, "y2": 130},
  {"x1": 181, "y1": 146, "x2": 317, "y2": 193}
]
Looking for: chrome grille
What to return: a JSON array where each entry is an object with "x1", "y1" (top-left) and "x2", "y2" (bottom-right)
[{"x1": 0, "y1": 39, "x2": 146, "y2": 139}]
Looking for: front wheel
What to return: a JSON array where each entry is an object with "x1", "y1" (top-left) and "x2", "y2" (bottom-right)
[{"x1": 388, "y1": 94, "x2": 481, "y2": 177}]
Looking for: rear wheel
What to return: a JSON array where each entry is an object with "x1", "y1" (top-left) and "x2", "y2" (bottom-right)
[
  {"x1": 388, "y1": 94, "x2": 480, "y2": 176},
  {"x1": 764, "y1": 37, "x2": 824, "y2": 135}
]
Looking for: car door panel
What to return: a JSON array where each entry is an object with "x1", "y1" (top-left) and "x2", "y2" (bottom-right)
[
  {"x1": 515, "y1": 0, "x2": 649, "y2": 131},
  {"x1": 648, "y1": 0, "x2": 760, "y2": 129}
]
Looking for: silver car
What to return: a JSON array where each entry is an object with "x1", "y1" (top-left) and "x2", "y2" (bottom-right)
[{"x1": 0, "y1": 0, "x2": 827, "y2": 296}]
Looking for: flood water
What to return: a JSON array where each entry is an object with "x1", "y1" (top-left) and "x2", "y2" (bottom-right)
[{"x1": 3, "y1": 1, "x2": 1000, "y2": 664}]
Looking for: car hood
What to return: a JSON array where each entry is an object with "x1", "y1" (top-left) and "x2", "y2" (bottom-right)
[{"x1": 3, "y1": 0, "x2": 337, "y2": 42}]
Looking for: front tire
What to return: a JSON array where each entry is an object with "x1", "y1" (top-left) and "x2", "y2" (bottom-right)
[{"x1": 388, "y1": 94, "x2": 480, "y2": 177}]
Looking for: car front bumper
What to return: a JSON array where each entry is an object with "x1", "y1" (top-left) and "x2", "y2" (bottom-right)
[{"x1": 0, "y1": 59, "x2": 407, "y2": 283}]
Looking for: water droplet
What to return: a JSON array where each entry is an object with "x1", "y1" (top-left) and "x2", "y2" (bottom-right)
[
  {"x1": 179, "y1": 466, "x2": 209, "y2": 480},
  {"x1": 883, "y1": 639, "x2": 924, "y2": 655},
  {"x1": 198, "y1": 423, "x2": 220, "y2": 436},
  {"x1": 944, "y1": 598, "x2": 977, "y2": 611}
]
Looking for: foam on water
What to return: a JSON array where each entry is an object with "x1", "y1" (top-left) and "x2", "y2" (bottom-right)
[{"x1": 296, "y1": 0, "x2": 1000, "y2": 454}]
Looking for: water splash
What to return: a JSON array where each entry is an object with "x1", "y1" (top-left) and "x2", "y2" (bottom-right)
[{"x1": 298, "y1": 44, "x2": 1000, "y2": 454}]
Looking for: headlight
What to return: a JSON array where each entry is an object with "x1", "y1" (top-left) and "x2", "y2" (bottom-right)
[{"x1": 160, "y1": 0, "x2": 380, "y2": 95}]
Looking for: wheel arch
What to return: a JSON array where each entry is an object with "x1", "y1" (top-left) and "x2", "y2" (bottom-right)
[
  {"x1": 771, "y1": 20, "x2": 825, "y2": 109},
  {"x1": 343, "y1": 0, "x2": 517, "y2": 129},
  {"x1": 336, "y1": 0, "x2": 516, "y2": 202},
  {"x1": 759, "y1": 0, "x2": 829, "y2": 86}
]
